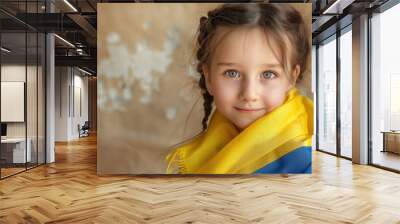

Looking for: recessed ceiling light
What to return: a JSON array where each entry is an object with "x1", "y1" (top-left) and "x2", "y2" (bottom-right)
[
  {"x1": 77, "y1": 67, "x2": 93, "y2": 76},
  {"x1": 1, "y1": 47, "x2": 11, "y2": 53},
  {"x1": 322, "y1": 0, "x2": 355, "y2": 15},
  {"x1": 54, "y1": 34, "x2": 75, "y2": 48},
  {"x1": 63, "y1": 0, "x2": 78, "y2": 12}
]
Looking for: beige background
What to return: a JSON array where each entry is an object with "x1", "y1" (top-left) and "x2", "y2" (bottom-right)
[{"x1": 97, "y1": 3, "x2": 311, "y2": 174}]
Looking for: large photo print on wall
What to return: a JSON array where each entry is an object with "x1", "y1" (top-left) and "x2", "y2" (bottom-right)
[{"x1": 97, "y1": 3, "x2": 313, "y2": 174}]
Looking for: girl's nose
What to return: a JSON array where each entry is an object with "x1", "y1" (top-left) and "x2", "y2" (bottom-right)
[{"x1": 239, "y1": 78, "x2": 258, "y2": 102}]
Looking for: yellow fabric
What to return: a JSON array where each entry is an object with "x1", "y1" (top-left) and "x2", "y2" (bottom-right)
[{"x1": 165, "y1": 88, "x2": 313, "y2": 174}]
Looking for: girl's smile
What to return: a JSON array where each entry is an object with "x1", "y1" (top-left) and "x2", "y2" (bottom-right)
[{"x1": 234, "y1": 107, "x2": 265, "y2": 113}]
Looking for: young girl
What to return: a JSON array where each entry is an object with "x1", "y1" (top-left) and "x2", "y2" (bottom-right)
[{"x1": 166, "y1": 3, "x2": 312, "y2": 174}]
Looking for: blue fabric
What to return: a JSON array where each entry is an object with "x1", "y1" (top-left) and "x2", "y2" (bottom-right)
[{"x1": 254, "y1": 146, "x2": 312, "y2": 174}]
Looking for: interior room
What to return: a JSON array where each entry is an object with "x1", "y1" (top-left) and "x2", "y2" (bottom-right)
[{"x1": 0, "y1": 0, "x2": 399, "y2": 223}]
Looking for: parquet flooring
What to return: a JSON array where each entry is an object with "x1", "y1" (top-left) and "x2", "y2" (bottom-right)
[
  {"x1": 1, "y1": 167, "x2": 25, "y2": 178},
  {"x1": 1, "y1": 134, "x2": 400, "y2": 223}
]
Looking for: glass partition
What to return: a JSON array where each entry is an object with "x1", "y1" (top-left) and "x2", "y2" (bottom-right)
[
  {"x1": 1, "y1": 31, "x2": 28, "y2": 178},
  {"x1": 317, "y1": 35, "x2": 337, "y2": 155},
  {"x1": 0, "y1": 1, "x2": 46, "y2": 179}
]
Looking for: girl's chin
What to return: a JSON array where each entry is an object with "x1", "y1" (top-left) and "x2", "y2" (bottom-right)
[
  {"x1": 234, "y1": 121, "x2": 253, "y2": 131},
  {"x1": 233, "y1": 116, "x2": 266, "y2": 131}
]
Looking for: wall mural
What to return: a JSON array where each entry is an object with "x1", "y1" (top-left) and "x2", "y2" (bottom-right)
[{"x1": 98, "y1": 3, "x2": 312, "y2": 174}]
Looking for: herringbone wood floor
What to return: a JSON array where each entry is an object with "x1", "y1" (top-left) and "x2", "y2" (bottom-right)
[{"x1": 1, "y1": 134, "x2": 400, "y2": 224}]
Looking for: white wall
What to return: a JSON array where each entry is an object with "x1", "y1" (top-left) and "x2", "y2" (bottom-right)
[
  {"x1": 71, "y1": 73, "x2": 88, "y2": 137},
  {"x1": 55, "y1": 67, "x2": 89, "y2": 141},
  {"x1": 55, "y1": 67, "x2": 69, "y2": 141}
]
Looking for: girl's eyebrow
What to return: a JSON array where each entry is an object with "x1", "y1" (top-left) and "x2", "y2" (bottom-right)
[{"x1": 216, "y1": 62, "x2": 282, "y2": 68}]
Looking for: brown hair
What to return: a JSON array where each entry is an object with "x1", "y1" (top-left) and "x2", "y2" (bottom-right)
[{"x1": 195, "y1": 3, "x2": 310, "y2": 131}]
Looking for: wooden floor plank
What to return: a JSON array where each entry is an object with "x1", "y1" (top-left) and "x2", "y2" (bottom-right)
[{"x1": 0, "y1": 134, "x2": 400, "y2": 223}]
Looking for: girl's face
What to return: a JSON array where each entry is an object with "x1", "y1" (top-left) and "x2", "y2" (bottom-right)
[{"x1": 203, "y1": 26, "x2": 300, "y2": 130}]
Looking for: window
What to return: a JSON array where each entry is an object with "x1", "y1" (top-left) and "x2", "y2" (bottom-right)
[
  {"x1": 339, "y1": 27, "x2": 352, "y2": 158},
  {"x1": 370, "y1": 2, "x2": 400, "y2": 171},
  {"x1": 317, "y1": 35, "x2": 337, "y2": 155}
]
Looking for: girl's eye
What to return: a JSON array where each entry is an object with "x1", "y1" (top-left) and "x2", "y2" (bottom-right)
[
  {"x1": 261, "y1": 71, "x2": 277, "y2": 79},
  {"x1": 224, "y1": 70, "x2": 240, "y2": 79}
]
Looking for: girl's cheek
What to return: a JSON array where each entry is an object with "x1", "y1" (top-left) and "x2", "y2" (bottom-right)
[
  {"x1": 261, "y1": 91, "x2": 287, "y2": 110},
  {"x1": 262, "y1": 78, "x2": 289, "y2": 88},
  {"x1": 215, "y1": 79, "x2": 240, "y2": 95}
]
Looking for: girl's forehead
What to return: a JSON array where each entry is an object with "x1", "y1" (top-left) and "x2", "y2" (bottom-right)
[{"x1": 211, "y1": 26, "x2": 283, "y2": 65}]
